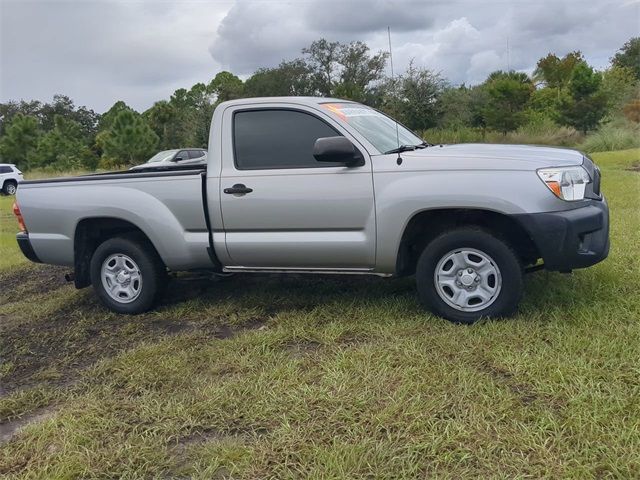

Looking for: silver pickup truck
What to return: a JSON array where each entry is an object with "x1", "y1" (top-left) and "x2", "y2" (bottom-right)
[{"x1": 14, "y1": 97, "x2": 609, "y2": 323}]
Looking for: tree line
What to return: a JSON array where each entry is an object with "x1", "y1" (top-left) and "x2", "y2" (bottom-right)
[{"x1": 1, "y1": 37, "x2": 638, "y2": 171}]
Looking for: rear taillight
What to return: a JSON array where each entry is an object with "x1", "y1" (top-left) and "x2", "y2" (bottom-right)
[{"x1": 13, "y1": 201, "x2": 27, "y2": 232}]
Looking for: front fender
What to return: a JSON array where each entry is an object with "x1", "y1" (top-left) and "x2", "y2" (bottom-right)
[{"x1": 373, "y1": 169, "x2": 568, "y2": 273}]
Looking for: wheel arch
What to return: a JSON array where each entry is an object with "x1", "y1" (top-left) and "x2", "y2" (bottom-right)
[
  {"x1": 395, "y1": 208, "x2": 539, "y2": 276},
  {"x1": 73, "y1": 217, "x2": 164, "y2": 288}
]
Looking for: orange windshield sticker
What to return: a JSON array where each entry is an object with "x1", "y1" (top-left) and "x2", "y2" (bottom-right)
[{"x1": 321, "y1": 103, "x2": 347, "y2": 121}]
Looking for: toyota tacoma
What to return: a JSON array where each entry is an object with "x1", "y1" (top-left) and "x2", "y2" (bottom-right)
[{"x1": 13, "y1": 97, "x2": 609, "y2": 323}]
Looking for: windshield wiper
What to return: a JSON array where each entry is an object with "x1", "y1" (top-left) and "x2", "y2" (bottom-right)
[
  {"x1": 384, "y1": 144, "x2": 417, "y2": 155},
  {"x1": 384, "y1": 141, "x2": 432, "y2": 154}
]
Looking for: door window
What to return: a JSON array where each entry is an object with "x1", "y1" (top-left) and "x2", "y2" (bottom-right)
[
  {"x1": 174, "y1": 151, "x2": 189, "y2": 162},
  {"x1": 233, "y1": 109, "x2": 343, "y2": 170}
]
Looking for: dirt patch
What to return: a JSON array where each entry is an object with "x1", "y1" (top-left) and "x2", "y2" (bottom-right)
[
  {"x1": 174, "y1": 425, "x2": 267, "y2": 449},
  {"x1": 0, "y1": 265, "x2": 70, "y2": 304},
  {"x1": 285, "y1": 340, "x2": 322, "y2": 358},
  {"x1": 477, "y1": 359, "x2": 563, "y2": 409},
  {"x1": 0, "y1": 312, "x2": 268, "y2": 396},
  {"x1": 0, "y1": 265, "x2": 394, "y2": 403},
  {"x1": 626, "y1": 161, "x2": 640, "y2": 172},
  {"x1": 169, "y1": 425, "x2": 267, "y2": 475},
  {"x1": 0, "y1": 406, "x2": 57, "y2": 445}
]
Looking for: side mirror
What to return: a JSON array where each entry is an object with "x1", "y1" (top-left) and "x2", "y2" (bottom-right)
[
  {"x1": 173, "y1": 156, "x2": 183, "y2": 162},
  {"x1": 313, "y1": 136, "x2": 364, "y2": 167}
]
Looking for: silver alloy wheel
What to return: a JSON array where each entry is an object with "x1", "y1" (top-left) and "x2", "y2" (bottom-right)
[
  {"x1": 5, "y1": 183, "x2": 16, "y2": 195},
  {"x1": 101, "y1": 254, "x2": 143, "y2": 304},
  {"x1": 434, "y1": 248, "x2": 502, "y2": 312}
]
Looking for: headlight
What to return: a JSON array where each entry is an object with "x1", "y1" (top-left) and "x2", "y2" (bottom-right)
[{"x1": 537, "y1": 166, "x2": 591, "y2": 201}]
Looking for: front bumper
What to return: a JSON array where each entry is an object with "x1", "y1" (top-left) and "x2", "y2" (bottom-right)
[
  {"x1": 514, "y1": 198, "x2": 609, "y2": 272},
  {"x1": 16, "y1": 232, "x2": 42, "y2": 263}
]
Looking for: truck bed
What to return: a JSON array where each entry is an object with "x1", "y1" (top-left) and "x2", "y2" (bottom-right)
[{"x1": 17, "y1": 165, "x2": 213, "y2": 271}]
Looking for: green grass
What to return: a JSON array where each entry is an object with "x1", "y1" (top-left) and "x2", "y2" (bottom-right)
[
  {"x1": 0, "y1": 195, "x2": 25, "y2": 271},
  {"x1": 1, "y1": 149, "x2": 639, "y2": 478}
]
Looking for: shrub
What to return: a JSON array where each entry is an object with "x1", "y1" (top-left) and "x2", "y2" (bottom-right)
[
  {"x1": 504, "y1": 119, "x2": 582, "y2": 146},
  {"x1": 579, "y1": 122, "x2": 640, "y2": 153},
  {"x1": 623, "y1": 99, "x2": 640, "y2": 123}
]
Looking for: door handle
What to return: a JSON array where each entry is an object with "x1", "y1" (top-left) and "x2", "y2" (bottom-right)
[{"x1": 224, "y1": 183, "x2": 253, "y2": 195}]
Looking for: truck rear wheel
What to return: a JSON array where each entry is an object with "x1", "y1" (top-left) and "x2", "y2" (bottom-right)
[
  {"x1": 90, "y1": 235, "x2": 166, "y2": 314},
  {"x1": 415, "y1": 228, "x2": 523, "y2": 324}
]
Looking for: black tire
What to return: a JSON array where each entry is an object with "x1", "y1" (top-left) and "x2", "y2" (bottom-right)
[
  {"x1": 416, "y1": 228, "x2": 523, "y2": 324},
  {"x1": 2, "y1": 181, "x2": 17, "y2": 195},
  {"x1": 89, "y1": 235, "x2": 166, "y2": 314}
]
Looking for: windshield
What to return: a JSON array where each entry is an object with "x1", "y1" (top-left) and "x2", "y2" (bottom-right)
[
  {"x1": 146, "y1": 150, "x2": 177, "y2": 163},
  {"x1": 321, "y1": 103, "x2": 424, "y2": 154}
]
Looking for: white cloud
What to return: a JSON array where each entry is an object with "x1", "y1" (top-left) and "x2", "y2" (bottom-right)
[{"x1": 1, "y1": 0, "x2": 638, "y2": 112}]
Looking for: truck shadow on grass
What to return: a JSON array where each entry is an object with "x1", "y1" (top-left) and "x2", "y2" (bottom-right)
[
  {"x1": 0, "y1": 262, "x2": 610, "y2": 424},
  {"x1": 0, "y1": 265, "x2": 412, "y2": 400}
]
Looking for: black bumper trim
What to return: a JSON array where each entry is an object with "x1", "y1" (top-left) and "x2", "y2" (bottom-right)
[
  {"x1": 514, "y1": 199, "x2": 609, "y2": 272},
  {"x1": 16, "y1": 232, "x2": 42, "y2": 263}
]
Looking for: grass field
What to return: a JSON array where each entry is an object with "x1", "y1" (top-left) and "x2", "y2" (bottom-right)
[{"x1": 1, "y1": 150, "x2": 639, "y2": 478}]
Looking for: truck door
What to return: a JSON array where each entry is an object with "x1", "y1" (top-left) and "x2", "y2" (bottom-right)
[{"x1": 219, "y1": 106, "x2": 376, "y2": 270}]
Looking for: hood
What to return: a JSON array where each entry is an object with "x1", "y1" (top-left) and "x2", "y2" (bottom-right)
[{"x1": 397, "y1": 143, "x2": 585, "y2": 171}]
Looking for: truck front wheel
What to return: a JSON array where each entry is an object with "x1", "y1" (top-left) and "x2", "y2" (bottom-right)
[
  {"x1": 416, "y1": 228, "x2": 523, "y2": 324},
  {"x1": 90, "y1": 235, "x2": 166, "y2": 314}
]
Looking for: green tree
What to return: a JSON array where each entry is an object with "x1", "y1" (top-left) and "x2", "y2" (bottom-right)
[
  {"x1": 0, "y1": 100, "x2": 42, "y2": 135},
  {"x1": 557, "y1": 63, "x2": 607, "y2": 134},
  {"x1": 0, "y1": 114, "x2": 41, "y2": 170},
  {"x1": 438, "y1": 86, "x2": 472, "y2": 128},
  {"x1": 600, "y1": 65, "x2": 639, "y2": 114},
  {"x1": 98, "y1": 101, "x2": 133, "y2": 132},
  {"x1": 533, "y1": 51, "x2": 584, "y2": 91},
  {"x1": 524, "y1": 87, "x2": 563, "y2": 124},
  {"x1": 154, "y1": 88, "x2": 199, "y2": 148},
  {"x1": 382, "y1": 62, "x2": 447, "y2": 131},
  {"x1": 244, "y1": 60, "x2": 316, "y2": 97},
  {"x1": 99, "y1": 110, "x2": 158, "y2": 167},
  {"x1": 611, "y1": 37, "x2": 640, "y2": 80},
  {"x1": 482, "y1": 71, "x2": 534, "y2": 134},
  {"x1": 31, "y1": 115, "x2": 97, "y2": 170},
  {"x1": 208, "y1": 71, "x2": 244, "y2": 102},
  {"x1": 300, "y1": 39, "x2": 388, "y2": 98},
  {"x1": 334, "y1": 41, "x2": 388, "y2": 102},
  {"x1": 185, "y1": 83, "x2": 216, "y2": 147},
  {"x1": 145, "y1": 100, "x2": 176, "y2": 149},
  {"x1": 302, "y1": 39, "x2": 341, "y2": 96},
  {"x1": 39, "y1": 94, "x2": 100, "y2": 137}
]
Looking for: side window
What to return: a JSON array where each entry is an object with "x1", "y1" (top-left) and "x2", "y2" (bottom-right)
[
  {"x1": 188, "y1": 150, "x2": 205, "y2": 159},
  {"x1": 174, "y1": 150, "x2": 188, "y2": 162},
  {"x1": 0, "y1": 166, "x2": 11, "y2": 174},
  {"x1": 233, "y1": 109, "x2": 342, "y2": 170}
]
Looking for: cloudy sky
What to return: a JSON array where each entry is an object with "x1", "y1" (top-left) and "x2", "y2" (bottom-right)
[{"x1": 1, "y1": 0, "x2": 638, "y2": 113}]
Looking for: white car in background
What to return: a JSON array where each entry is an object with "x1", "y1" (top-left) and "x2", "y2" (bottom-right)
[
  {"x1": 0, "y1": 164, "x2": 23, "y2": 195},
  {"x1": 129, "y1": 148, "x2": 207, "y2": 171}
]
